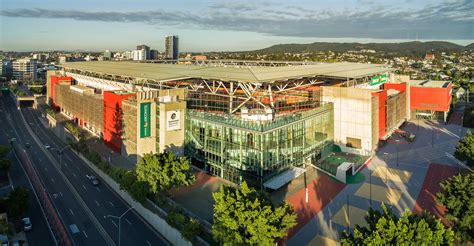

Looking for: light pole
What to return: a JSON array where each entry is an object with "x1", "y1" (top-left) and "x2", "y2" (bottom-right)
[
  {"x1": 104, "y1": 207, "x2": 134, "y2": 246},
  {"x1": 431, "y1": 125, "x2": 435, "y2": 147},
  {"x1": 369, "y1": 167, "x2": 372, "y2": 207},
  {"x1": 52, "y1": 145, "x2": 72, "y2": 170},
  {"x1": 395, "y1": 139, "x2": 400, "y2": 167}
]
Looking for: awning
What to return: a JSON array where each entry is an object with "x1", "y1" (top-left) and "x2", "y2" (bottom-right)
[{"x1": 263, "y1": 167, "x2": 306, "y2": 190}]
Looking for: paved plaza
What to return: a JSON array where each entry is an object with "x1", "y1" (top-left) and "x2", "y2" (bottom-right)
[
  {"x1": 287, "y1": 119, "x2": 470, "y2": 245},
  {"x1": 155, "y1": 118, "x2": 468, "y2": 246}
]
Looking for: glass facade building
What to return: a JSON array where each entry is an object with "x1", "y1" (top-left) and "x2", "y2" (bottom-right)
[{"x1": 185, "y1": 103, "x2": 334, "y2": 187}]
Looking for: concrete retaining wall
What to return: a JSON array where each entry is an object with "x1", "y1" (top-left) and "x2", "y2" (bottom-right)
[{"x1": 75, "y1": 153, "x2": 191, "y2": 246}]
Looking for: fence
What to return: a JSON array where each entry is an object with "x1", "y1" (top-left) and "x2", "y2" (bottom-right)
[{"x1": 12, "y1": 142, "x2": 73, "y2": 246}]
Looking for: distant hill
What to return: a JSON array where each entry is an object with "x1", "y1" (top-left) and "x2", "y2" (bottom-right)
[
  {"x1": 465, "y1": 43, "x2": 474, "y2": 50},
  {"x1": 254, "y1": 41, "x2": 469, "y2": 55}
]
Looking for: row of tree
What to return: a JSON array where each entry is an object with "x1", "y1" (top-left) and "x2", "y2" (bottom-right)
[
  {"x1": 341, "y1": 172, "x2": 473, "y2": 244},
  {"x1": 454, "y1": 129, "x2": 474, "y2": 166},
  {"x1": 210, "y1": 171, "x2": 473, "y2": 245}
]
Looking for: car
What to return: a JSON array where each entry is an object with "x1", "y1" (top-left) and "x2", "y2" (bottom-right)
[
  {"x1": 22, "y1": 217, "x2": 32, "y2": 231},
  {"x1": 406, "y1": 133, "x2": 416, "y2": 142},
  {"x1": 25, "y1": 142, "x2": 31, "y2": 148},
  {"x1": 86, "y1": 174, "x2": 99, "y2": 186},
  {"x1": 44, "y1": 144, "x2": 50, "y2": 149}
]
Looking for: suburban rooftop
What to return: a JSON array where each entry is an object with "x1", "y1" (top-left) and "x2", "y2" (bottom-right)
[
  {"x1": 410, "y1": 80, "x2": 451, "y2": 88},
  {"x1": 62, "y1": 61, "x2": 394, "y2": 83}
]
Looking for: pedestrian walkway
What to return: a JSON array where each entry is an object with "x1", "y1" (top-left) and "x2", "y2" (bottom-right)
[
  {"x1": 287, "y1": 154, "x2": 438, "y2": 245},
  {"x1": 413, "y1": 163, "x2": 460, "y2": 225},
  {"x1": 82, "y1": 138, "x2": 135, "y2": 170}
]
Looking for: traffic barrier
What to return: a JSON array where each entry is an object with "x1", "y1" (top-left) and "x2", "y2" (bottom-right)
[{"x1": 11, "y1": 142, "x2": 73, "y2": 246}]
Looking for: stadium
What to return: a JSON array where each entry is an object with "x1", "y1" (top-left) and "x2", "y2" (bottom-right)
[{"x1": 45, "y1": 60, "x2": 449, "y2": 189}]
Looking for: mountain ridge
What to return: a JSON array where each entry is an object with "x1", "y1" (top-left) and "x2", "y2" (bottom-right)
[{"x1": 252, "y1": 41, "x2": 472, "y2": 55}]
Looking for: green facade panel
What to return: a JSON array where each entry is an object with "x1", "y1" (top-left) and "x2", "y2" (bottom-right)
[{"x1": 140, "y1": 102, "x2": 151, "y2": 138}]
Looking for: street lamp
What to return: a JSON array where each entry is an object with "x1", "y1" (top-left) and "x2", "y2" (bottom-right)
[
  {"x1": 52, "y1": 145, "x2": 72, "y2": 170},
  {"x1": 431, "y1": 124, "x2": 436, "y2": 148},
  {"x1": 104, "y1": 207, "x2": 134, "y2": 246},
  {"x1": 395, "y1": 139, "x2": 400, "y2": 167},
  {"x1": 369, "y1": 167, "x2": 372, "y2": 207}
]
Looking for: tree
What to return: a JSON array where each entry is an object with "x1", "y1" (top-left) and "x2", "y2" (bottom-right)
[
  {"x1": 129, "y1": 181, "x2": 150, "y2": 204},
  {"x1": 0, "y1": 159, "x2": 11, "y2": 173},
  {"x1": 136, "y1": 152, "x2": 195, "y2": 193},
  {"x1": 212, "y1": 182, "x2": 297, "y2": 245},
  {"x1": 0, "y1": 145, "x2": 9, "y2": 159},
  {"x1": 341, "y1": 204, "x2": 454, "y2": 245},
  {"x1": 454, "y1": 130, "x2": 474, "y2": 166},
  {"x1": 7, "y1": 187, "x2": 29, "y2": 218},
  {"x1": 436, "y1": 173, "x2": 474, "y2": 242}
]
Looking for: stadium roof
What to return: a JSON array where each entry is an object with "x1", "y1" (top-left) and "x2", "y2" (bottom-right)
[{"x1": 62, "y1": 61, "x2": 394, "y2": 83}]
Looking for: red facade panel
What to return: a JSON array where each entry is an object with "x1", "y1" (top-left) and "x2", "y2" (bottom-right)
[
  {"x1": 384, "y1": 82, "x2": 407, "y2": 93},
  {"x1": 372, "y1": 91, "x2": 387, "y2": 139},
  {"x1": 410, "y1": 83, "x2": 452, "y2": 112},
  {"x1": 103, "y1": 91, "x2": 135, "y2": 152},
  {"x1": 50, "y1": 76, "x2": 72, "y2": 107}
]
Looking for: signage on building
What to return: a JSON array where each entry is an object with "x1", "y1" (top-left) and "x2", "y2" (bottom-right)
[
  {"x1": 167, "y1": 110, "x2": 180, "y2": 131},
  {"x1": 370, "y1": 74, "x2": 387, "y2": 86},
  {"x1": 140, "y1": 102, "x2": 151, "y2": 138}
]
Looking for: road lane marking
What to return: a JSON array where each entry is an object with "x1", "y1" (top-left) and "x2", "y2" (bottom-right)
[
  {"x1": 50, "y1": 178, "x2": 55, "y2": 183},
  {"x1": 146, "y1": 240, "x2": 152, "y2": 246},
  {"x1": 69, "y1": 209, "x2": 74, "y2": 216},
  {"x1": 95, "y1": 187, "x2": 101, "y2": 192},
  {"x1": 125, "y1": 218, "x2": 132, "y2": 225},
  {"x1": 109, "y1": 201, "x2": 115, "y2": 207},
  {"x1": 83, "y1": 230, "x2": 88, "y2": 238},
  {"x1": 72, "y1": 173, "x2": 77, "y2": 178},
  {"x1": 65, "y1": 155, "x2": 73, "y2": 162},
  {"x1": 111, "y1": 220, "x2": 118, "y2": 228},
  {"x1": 82, "y1": 185, "x2": 87, "y2": 191},
  {"x1": 95, "y1": 200, "x2": 100, "y2": 207},
  {"x1": 60, "y1": 192, "x2": 63, "y2": 197}
]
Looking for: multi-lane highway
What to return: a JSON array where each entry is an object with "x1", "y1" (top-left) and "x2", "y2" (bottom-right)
[
  {"x1": 0, "y1": 103, "x2": 54, "y2": 246},
  {"x1": 2, "y1": 95, "x2": 169, "y2": 246}
]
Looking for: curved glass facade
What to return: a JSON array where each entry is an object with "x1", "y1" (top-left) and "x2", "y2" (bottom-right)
[{"x1": 185, "y1": 103, "x2": 334, "y2": 187}]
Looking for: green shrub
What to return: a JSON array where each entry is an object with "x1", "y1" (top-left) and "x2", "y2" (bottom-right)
[
  {"x1": 167, "y1": 207, "x2": 186, "y2": 228},
  {"x1": 0, "y1": 145, "x2": 10, "y2": 158},
  {"x1": 182, "y1": 218, "x2": 202, "y2": 242}
]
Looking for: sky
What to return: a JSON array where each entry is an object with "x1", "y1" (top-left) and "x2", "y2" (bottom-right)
[{"x1": 0, "y1": 0, "x2": 473, "y2": 52}]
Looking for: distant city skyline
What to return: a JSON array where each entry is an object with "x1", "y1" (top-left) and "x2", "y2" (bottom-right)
[{"x1": 0, "y1": 0, "x2": 473, "y2": 52}]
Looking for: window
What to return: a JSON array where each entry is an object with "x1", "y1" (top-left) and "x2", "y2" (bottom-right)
[{"x1": 346, "y1": 137, "x2": 362, "y2": 149}]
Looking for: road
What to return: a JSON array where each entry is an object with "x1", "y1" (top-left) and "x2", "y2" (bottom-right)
[
  {"x1": 1, "y1": 97, "x2": 108, "y2": 245},
  {"x1": 0, "y1": 106, "x2": 54, "y2": 246},
  {"x1": 22, "y1": 99, "x2": 169, "y2": 246}
]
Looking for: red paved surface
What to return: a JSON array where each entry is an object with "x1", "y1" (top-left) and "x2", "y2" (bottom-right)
[
  {"x1": 171, "y1": 171, "x2": 220, "y2": 194},
  {"x1": 412, "y1": 163, "x2": 460, "y2": 225},
  {"x1": 284, "y1": 173, "x2": 346, "y2": 240}
]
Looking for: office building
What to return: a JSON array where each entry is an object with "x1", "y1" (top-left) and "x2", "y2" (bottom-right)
[
  {"x1": 132, "y1": 50, "x2": 147, "y2": 61},
  {"x1": 165, "y1": 36, "x2": 179, "y2": 60},
  {"x1": 12, "y1": 58, "x2": 37, "y2": 82},
  {"x1": 103, "y1": 50, "x2": 112, "y2": 60},
  {"x1": 0, "y1": 59, "x2": 12, "y2": 78},
  {"x1": 136, "y1": 45, "x2": 150, "y2": 60}
]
